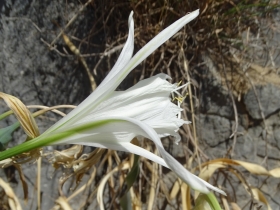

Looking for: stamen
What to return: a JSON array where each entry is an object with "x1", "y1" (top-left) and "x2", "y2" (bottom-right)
[
  {"x1": 172, "y1": 82, "x2": 190, "y2": 92},
  {"x1": 171, "y1": 82, "x2": 190, "y2": 120}
]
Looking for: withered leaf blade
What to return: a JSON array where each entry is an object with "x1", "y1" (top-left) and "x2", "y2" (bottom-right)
[
  {"x1": 48, "y1": 145, "x2": 83, "y2": 169},
  {"x1": 14, "y1": 164, "x2": 28, "y2": 202},
  {"x1": 0, "y1": 177, "x2": 22, "y2": 210},
  {"x1": 0, "y1": 92, "x2": 40, "y2": 139}
]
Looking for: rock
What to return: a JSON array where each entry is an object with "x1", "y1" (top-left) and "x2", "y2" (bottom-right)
[
  {"x1": 234, "y1": 134, "x2": 257, "y2": 160},
  {"x1": 0, "y1": 0, "x2": 92, "y2": 108},
  {"x1": 243, "y1": 84, "x2": 280, "y2": 120},
  {"x1": 0, "y1": 0, "x2": 95, "y2": 209},
  {"x1": 197, "y1": 114, "x2": 232, "y2": 147}
]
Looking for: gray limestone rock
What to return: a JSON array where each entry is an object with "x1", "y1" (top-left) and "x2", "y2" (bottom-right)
[
  {"x1": 0, "y1": 0, "x2": 95, "y2": 209},
  {"x1": 0, "y1": 0, "x2": 92, "y2": 108},
  {"x1": 243, "y1": 84, "x2": 280, "y2": 120},
  {"x1": 197, "y1": 114, "x2": 232, "y2": 147}
]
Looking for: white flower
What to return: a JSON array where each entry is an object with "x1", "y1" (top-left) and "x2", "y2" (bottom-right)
[{"x1": 0, "y1": 10, "x2": 225, "y2": 195}]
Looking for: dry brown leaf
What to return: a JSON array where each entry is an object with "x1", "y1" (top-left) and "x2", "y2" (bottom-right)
[
  {"x1": 198, "y1": 163, "x2": 227, "y2": 181},
  {"x1": 251, "y1": 187, "x2": 272, "y2": 210},
  {"x1": 0, "y1": 92, "x2": 39, "y2": 139},
  {"x1": 147, "y1": 161, "x2": 157, "y2": 210},
  {"x1": 169, "y1": 179, "x2": 180, "y2": 200},
  {"x1": 129, "y1": 188, "x2": 142, "y2": 210},
  {"x1": 221, "y1": 194, "x2": 230, "y2": 210},
  {"x1": 198, "y1": 159, "x2": 280, "y2": 179},
  {"x1": 48, "y1": 145, "x2": 83, "y2": 169},
  {"x1": 0, "y1": 178, "x2": 22, "y2": 210},
  {"x1": 236, "y1": 159, "x2": 279, "y2": 177},
  {"x1": 231, "y1": 202, "x2": 241, "y2": 210},
  {"x1": 0, "y1": 158, "x2": 15, "y2": 168},
  {"x1": 169, "y1": 171, "x2": 192, "y2": 209},
  {"x1": 14, "y1": 164, "x2": 28, "y2": 202},
  {"x1": 59, "y1": 148, "x2": 100, "y2": 193},
  {"x1": 65, "y1": 148, "x2": 105, "y2": 189},
  {"x1": 268, "y1": 167, "x2": 280, "y2": 177},
  {"x1": 97, "y1": 162, "x2": 130, "y2": 210},
  {"x1": 0, "y1": 159, "x2": 29, "y2": 202},
  {"x1": 228, "y1": 168, "x2": 272, "y2": 210},
  {"x1": 52, "y1": 196, "x2": 73, "y2": 210},
  {"x1": 181, "y1": 182, "x2": 191, "y2": 210},
  {"x1": 197, "y1": 158, "x2": 277, "y2": 210}
]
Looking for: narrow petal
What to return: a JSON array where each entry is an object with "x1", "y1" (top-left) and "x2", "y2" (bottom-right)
[
  {"x1": 52, "y1": 116, "x2": 225, "y2": 195},
  {"x1": 78, "y1": 74, "x2": 189, "y2": 141},
  {"x1": 44, "y1": 12, "x2": 135, "y2": 134},
  {"x1": 44, "y1": 10, "x2": 199, "y2": 134},
  {"x1": 107, "y1": 10, "x2": 199, "y2": 90},
  {"x1": 110, "y1": 116, "x2": 225, "y2": 195},
  {"x1": 99, "y1": 11, "x2": 135, "y2": 87},
  {"x1": 63, "y1": 141, "x2": 169, "y2": 168}
]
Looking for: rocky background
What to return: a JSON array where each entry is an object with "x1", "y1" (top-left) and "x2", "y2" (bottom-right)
[{"x1": 0, "y1": 0, "x2": 280, "y2": 209}]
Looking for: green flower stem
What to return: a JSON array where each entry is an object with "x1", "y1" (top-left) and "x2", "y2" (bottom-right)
[
  {"x1": 193, "y1": 192, "x2": 222, "y2": 210},
  {"x1": 206, "y1": 192, "x2": 222, "y2": 210},
  {"x1": 0, "y1": 119, "x2": 114, "y2": 161},
  {"x1": 0, "y1": 110, "x2": 13, "y2": 121}
]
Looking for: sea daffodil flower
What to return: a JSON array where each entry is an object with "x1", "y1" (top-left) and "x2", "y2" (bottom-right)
[{"x1": 0, "y1": 10, "x2": 225, "y2": 195}]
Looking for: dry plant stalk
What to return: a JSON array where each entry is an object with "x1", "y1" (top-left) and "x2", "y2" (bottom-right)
[
  {"x1": 196, "y1": 158, "x2": 280, "y2": 209},
  {"x1": 0, "y1": 178, "x2": 22, "y2": 210},
  {"x1": 62, "y1": 33, "x2": 96, "y2": 91}
]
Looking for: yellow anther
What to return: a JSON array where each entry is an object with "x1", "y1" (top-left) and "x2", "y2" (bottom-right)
[
  {"x1": 177, "y1": 80, "x2": 182, "y2": 86},
  {"x1": 172, "y1": 92, "x2": 188, "y2": 104}
]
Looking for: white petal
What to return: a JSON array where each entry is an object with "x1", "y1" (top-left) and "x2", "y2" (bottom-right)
[
  {"x1": 44, "y1": 10, "x2": 198, "y2": 134},
  {"x1": 45, "y1": 12, "x2": 135, "y2": 133},
  {"x1": 78, "y1": 74, "x2": 188, "y2": 141},
  {"x1": 53, "y1": 116, "x2": 225, "y2": 195},
  {"x1": 52, "y1": 118, "x2": 168, "y2": 167},
  {"x1": 112, "y1": 117, "x2": 220, "y2": 194},
  {"x1": 107, "y1": 10, "x2": 200, "y2": 88},
  {"x1": 98, "y1": 11, "x2": 135, "y2": 88},
  {"x1": 70, "y1": 141, "x2": 168, "y2": 168}
]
